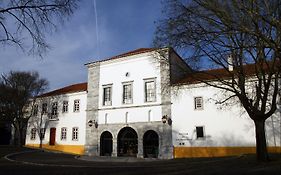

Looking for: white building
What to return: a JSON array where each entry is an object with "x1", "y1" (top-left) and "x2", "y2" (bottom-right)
[{"x1": 26, "y1": 48, "x2": 281, "y2": 158}]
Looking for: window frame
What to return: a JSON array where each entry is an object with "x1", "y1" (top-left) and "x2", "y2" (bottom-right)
[
  {"x1": 144, "y1": 78, "x2": 156, "y2": 102},
  {"x1": 73, "y1": 100, "x2": 80, "y2": 112},
  {"x1": 42, "y1": 103, "x2": 48, "y2": 114},
  {"x1": 31, "y1": 128, "x2": 36, "y2": 140},
  {"x1": 51, "y1": 102, "x2": 58, "y2": 116},
  {"x1": 72, "y1": 127, "x2": 79, "y2": 141},
  {"x1": 194, "y1": 97, "x2": 204, "y2": 110},
  {"x1": 62, "y1": 101, "x2": 69, "y2": 113},
  {"x1": 102, "y1": 84, "x2": 112, "y2": 106},
  {"x1": 196, "y1": 126, "x2": 205, "y2": 139},
  {"x1": 61, "y1": 127, "x2": 67, "y2": 140},
  {"x1": 122, "y1": 81, "x2": 133, "y2": 104}
]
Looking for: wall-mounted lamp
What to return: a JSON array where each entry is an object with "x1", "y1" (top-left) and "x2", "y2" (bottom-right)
[
  {"x1": 162, "y1": 115, "x2": 172, "y2": 126},
  {"x1": 88, "y1": 120, "x2": 98, "y2": 128}
]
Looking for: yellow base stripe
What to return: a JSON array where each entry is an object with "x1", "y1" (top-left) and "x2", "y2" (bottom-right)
[
  {"x1": 174, "y1": 146, "x2": 281, "y2": 158},
  {"x1": 25, "y1": 144, "x2": 85, "y2": 155}
]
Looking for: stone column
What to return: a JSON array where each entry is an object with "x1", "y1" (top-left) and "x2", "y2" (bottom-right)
[
  {"x1": 112, "y1": 137, "x2": 117, "y2": 157},
  {"x1": 137, "y1": 138, "x2": 143, "y2": 158}
]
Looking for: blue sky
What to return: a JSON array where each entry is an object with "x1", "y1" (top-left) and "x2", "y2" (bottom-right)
[{"x1": 0, "y1": 0, "x2": 163, "y2": 91}]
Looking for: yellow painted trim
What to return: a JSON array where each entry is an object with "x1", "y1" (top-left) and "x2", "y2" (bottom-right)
[
  {"x1": 174, "y1": 146, "x2": 281, "y2": 158},
  {"x1": 26, "y1": 144, "x2": 85, "y2": 155}
]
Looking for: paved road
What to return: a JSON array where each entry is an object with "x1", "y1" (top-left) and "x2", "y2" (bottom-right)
[{"x1": 0, "y1": 146, "x2": 280, "y2": 175}]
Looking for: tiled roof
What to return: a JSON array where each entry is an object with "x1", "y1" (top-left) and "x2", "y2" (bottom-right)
[
  {"x1": 174, "y1": 63, "x2": 271, "y2": 85},
  {"x1": 38, "y1": 82, "x2": 87, "y2": 98},
  {"x1": 86, "y1": 48, "x2": 158, "y2": 65}
]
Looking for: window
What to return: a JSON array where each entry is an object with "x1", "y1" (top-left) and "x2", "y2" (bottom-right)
[
  {"x1": 62, "y1": 101, "x2": 68, "y2": 113},
  {"x1": 196, "y1": 126, "x2": 205, "y2": 139},
  {"x1": 32, "y1": 104, "x2": 38, "y2": 116},
  {"x1": 148, "y1": 110, "x2": 152, "y2": 122},
  {"x1": 122, "y1": 82, "x2": 133, "y2": 104},
  {"x1": 72, "y1": 127, "x2": 78, "y2": 141},
  {"x1": 40, "y1": 128, "x2": 45, "y2": 140},
  {"x1": 144, "y1": 79, "x2": 156, "y2": 102},
  {"x1": 31, "y1": 128, "x2": 36, "y2": 140},
  {"x1": 73, "y1": 100, "x2": 80, "y2": 112},
  {"x1": 42, "y1": 103, "x2": 47, "y2": 114},
  {"x1": 125, "y1": 112, "x2": 128, "y2": 124},
  {"x1": 51, "y1": 102, "x2": 58, "y2": 116},
  {"x1": 103, "y1": 85, "x2": 112, "y2": 106},
  {"x1": 194, "y1": 97, "x2": 203, "y2": 110},
  {"x1": 61, "y1": 127, "x2": 67, "y2": 140}
]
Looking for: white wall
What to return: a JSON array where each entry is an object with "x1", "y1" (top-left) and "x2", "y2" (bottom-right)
[
  {"x1": 171, "y1": 83, "x2": 280, "y2": 147},
  {"x1": 26, "y1": 91, "x2": 87, "y2": 146},
  {"x1": 98, "y1": 53, "x2": 163, "y2": 124}
]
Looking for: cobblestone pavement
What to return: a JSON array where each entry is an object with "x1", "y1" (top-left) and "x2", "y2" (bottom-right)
[{"x1": 0, "y1": 146, "x2": 280, "y2": 175}]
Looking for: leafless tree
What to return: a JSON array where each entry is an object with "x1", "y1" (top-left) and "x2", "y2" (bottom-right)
[
  {"x1": 0, "y1": 0, "x2": 79, "y2": 57},
  {"x1": 154, "y1": 0, "x2": 281, "y2": 161},
  {"x1": 0, "y1": 71, "x2": 48, "y2": 146}
]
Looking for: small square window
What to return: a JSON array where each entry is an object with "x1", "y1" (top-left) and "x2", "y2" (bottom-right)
[
  {"x1": 196, "y1": 126, "x2": 205, "y2": 139},
  {"x1": 194, "y1": 97, "x2": 203, "y2": 110}
]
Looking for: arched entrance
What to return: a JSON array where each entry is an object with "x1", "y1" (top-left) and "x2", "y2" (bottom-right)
[
  {"x1": 117, "y1": 127, "x2": 138, "y2": 157},
  {"x1": 100, "y1": 131, "x2": 113, "y2": 156},
  {"x1": 143, "y1": 130, "x2": 159, "y2": 158}
]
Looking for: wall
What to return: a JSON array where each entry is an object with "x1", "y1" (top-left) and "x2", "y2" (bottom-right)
[
  {"x1": 171, "y1": 83, "x2": 281, "y2": 157},
  {"x1": 25, "y1": 91, "x2": 87, "y2": 155}
]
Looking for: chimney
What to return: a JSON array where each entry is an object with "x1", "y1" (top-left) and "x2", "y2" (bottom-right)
[{"x1": 228, "y1": 55, "x2": 233, "y2": 71}]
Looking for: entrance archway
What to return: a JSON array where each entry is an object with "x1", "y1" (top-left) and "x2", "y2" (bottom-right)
[
  {"x1": 143, "y1": 130, "x2": 159, "y2": 158},
  {"x1": 117, "y1": 127, "x2": 138, "y2": 157},
  {"x1": 100, "y1": 131, "x2": 113, "y2": 156}
]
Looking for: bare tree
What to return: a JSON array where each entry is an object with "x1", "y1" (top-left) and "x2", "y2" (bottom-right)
[
  {"x1": 154, "y1": 0, "x2": 281, "y2": 161},
  {"x1": 0, "y1": 0, "x2": 79, "y2": 57},
  {"x1": 0, "y1": 71, "x2": 48, "y2": 146}
]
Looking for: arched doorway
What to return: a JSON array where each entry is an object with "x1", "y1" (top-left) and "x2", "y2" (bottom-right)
[
  {"x1": 143, "y1": 130, "x2": 159, "y2": 158},
  {"x1": 117, "y1": 127, "x2": 138, "y2": 157},
  {"x1": 100, "y1": 131, "x2": 113, "y2": 156}
]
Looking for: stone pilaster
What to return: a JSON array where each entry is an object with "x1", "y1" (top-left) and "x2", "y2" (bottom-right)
[{"x1": 85, "y1": 63, "x2": 100, "y2": 156}]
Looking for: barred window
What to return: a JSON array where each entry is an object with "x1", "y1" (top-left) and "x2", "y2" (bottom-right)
[{"x1": 32, "y1": 104, "x2": 38, "y2": 116}]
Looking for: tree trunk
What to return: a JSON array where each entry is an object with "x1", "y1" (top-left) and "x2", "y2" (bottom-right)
[{"x1": 254, "y1": 119, "x2": 269, "y2": 162}]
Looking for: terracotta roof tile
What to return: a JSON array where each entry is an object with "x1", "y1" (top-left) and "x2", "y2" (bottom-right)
[
  {"x1": 38, "y1": 82, "x2": 87, "y2": 98},
  {"x1": 174, "y1": 63, "x2": 275, "y2": 85},
  {"x1": 86, "y1": 48, "x2": 158, "y2": 65}
]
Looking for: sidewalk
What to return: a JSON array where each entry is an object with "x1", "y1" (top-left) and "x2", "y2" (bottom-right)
[{"x1": 77, "y1": 155, "x2": 160, "y2": 162}]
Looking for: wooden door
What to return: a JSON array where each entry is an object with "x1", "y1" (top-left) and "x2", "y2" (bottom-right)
[{"x1": 49, "y1": 128, "x2": 56, "y2": 145}]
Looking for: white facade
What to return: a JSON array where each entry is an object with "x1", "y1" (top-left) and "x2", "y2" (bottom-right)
[
  {"x1": 26, "y1": 88, "x2": 87, "y2": 154},
  {"x1": 25, "y1": 48, "x2": 280, "y2": 158}
]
